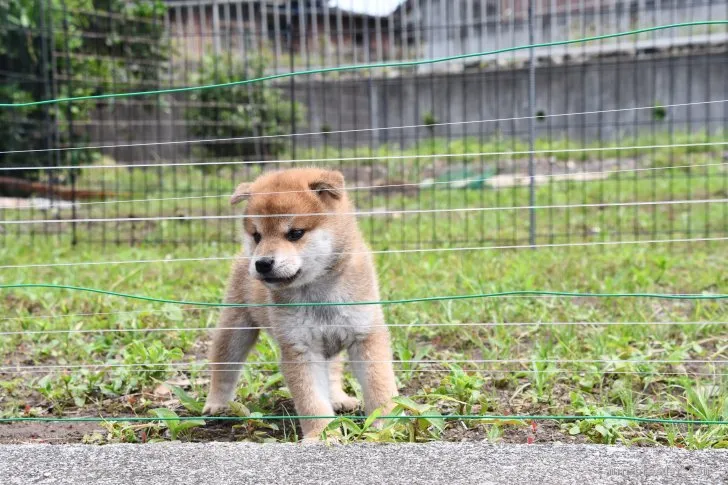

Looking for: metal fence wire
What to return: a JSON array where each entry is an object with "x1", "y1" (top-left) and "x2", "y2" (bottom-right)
[{"x1": 1, "y1": 0, "x2": 727, "y2": 249}]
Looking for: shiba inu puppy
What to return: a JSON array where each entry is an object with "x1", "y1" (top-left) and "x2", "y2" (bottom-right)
[{"x1": 203, "y1": 167, "x2": 398, "y2": 440}]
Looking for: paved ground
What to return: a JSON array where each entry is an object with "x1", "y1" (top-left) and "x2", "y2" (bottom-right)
[{"x1": 1, "y1": 442, "x2": 727, "y2": 485}]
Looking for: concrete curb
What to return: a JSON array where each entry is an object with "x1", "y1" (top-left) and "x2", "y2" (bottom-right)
[{"x1": 1, "y1": 442, "x2": 727, "y2": 485}]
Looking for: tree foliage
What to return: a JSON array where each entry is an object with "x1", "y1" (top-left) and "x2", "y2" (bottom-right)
[
  {"x1": 185, "y1": 54, "x2": 305, "y2": 161},
  {"x1": 0, "y1": 0, "x2": 168, "y2": 180}
]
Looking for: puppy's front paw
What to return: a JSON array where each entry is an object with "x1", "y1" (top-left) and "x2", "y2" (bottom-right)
[
  {"x1": 202, "y1": 400, "x2": 229, "y2": 415},
  {"x1": 331, "y1": 394, "x2": 360, "y2": 413}
]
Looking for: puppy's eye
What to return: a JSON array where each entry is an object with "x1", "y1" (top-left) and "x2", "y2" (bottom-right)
[
  {"x1": 286, "y1": 229, "x2": 305, "y2": 242},
  {"x1": 252, "y1": 232, "x2": 261, "y2": 244}
]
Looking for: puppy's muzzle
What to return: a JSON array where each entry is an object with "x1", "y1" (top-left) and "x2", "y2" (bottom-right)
[
  {"x1": 254, "y1": 257, "x2": 301, "y2": 285},
  {"x1": 255, "y1": 257, "x2": 274, "y2": 275}
]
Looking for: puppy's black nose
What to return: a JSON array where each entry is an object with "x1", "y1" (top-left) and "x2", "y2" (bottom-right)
[{"x1": 255, "y1": 257, "x2": 274, "y2": 274}]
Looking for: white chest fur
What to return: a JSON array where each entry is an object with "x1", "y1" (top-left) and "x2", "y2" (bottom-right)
[{"x1": 269, "y1": 283, "x2": 376, "y2": 359}]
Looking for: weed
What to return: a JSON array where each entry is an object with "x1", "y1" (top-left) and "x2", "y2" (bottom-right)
[
  {"x1": 431, "y1": 364, "x2": 485, "y2": 414},
  {"x1": 390, "y1": 396, "x2": 445, "y2": 442},
  {"x1": 103, "y1": 341, "x2": 184, "y2": 396},
  {"x1": 322, "y1": 409, "x2": 386, "y2": 442},
  {"x1": 100, "y1": 421, "x2": 160, "y2": 444},
  {"x1": 169, "y1": 385, "x2": 205, "y2": 415},
  {"x1": 679, "y1": 379, "x2": 727, "y2": 422},
  {"x1": 392, "y1": 338, "x2": 433, "y2": 382},
  {"x1": 150, "y1": 408, "x2": 206, "y2": 440}
]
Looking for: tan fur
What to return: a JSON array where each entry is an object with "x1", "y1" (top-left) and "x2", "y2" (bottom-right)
[
  {"x1": 203, "y1": 167, "x2": 398, "y2": 440},
  {"x1": 328, "y1": 354, "x2": 360, "y2": 412}
]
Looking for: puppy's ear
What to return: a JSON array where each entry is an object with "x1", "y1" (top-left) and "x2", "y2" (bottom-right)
[
  {"x1": 230, "y1": 182, "x2": 251, "y2": 205},
  {"x1": 309, "y1": 170, "x2": 345, "y2": 200}
]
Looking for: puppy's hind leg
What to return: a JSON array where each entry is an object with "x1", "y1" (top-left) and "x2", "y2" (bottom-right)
[
  {"x1": 328, "y1": 354, "x2": 360, "y2": 412},
  {"x1": 203, "y1": 307, "x2": 259, "y2": 415}
]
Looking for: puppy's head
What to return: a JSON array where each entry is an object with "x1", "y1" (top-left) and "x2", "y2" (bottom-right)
[{"x1": 231, "y1": 168, "x2": 352, "y2": 289}]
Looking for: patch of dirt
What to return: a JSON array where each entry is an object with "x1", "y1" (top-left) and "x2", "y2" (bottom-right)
[
  {"x1": 442, "y1": 419, "x2": 588, "y2": 445},
  {"x1": 0, "y1": 422, "x2": 104, "y2": 444},
  {"x1": 4, "y1": 294, "x2": 45, "y2": 316}
]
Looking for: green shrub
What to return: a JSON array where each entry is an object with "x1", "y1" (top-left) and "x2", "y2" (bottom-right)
[{"x1": 185, "y1": 54, "x2": 305, "y2": 161}]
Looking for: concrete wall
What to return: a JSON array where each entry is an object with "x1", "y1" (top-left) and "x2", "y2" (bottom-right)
[
  {"x1": 416, "y1": 0, "x2": 728, "y2": 71},
  {"x1": 294, "y1": 51, "x2": 727, "y2": 148},
  {"x1": 90, "y1": 51, "x2": 727, "y2": 162}
]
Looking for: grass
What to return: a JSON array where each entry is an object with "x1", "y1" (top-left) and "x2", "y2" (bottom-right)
[
  {"x1": 0, "y1": 133, "x2": 727, "y2": 446},
  {"x1": 1, "y1": 227, "x2": 727, "y2": 446},
  {"x1": 5, "y1": 131, "x2": 726, "y2": 248},
  {"x1": 293, "y1": 130, "x2": 725, "y2": 164}
]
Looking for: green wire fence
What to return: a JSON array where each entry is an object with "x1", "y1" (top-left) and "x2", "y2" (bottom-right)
[
  {"x1": 1, "y1": 415, "x2": 726, "y2": 425},
  {"x1": 1, "y1": 284, "x2": 726, "y2": 308},
  {"x1": 1, "y1": 18, "x2": 727, "y2": 431}
]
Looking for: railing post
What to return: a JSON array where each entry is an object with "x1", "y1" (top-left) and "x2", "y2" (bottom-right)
[
  {"x1": 527, "y1": 0, "x2": 537, "y2": 248},
  {"x1": 59, "y1": 0, "x2": 77, "y2": 246}
]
